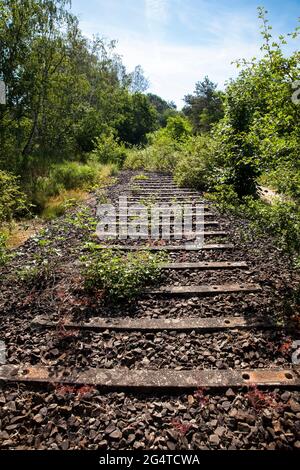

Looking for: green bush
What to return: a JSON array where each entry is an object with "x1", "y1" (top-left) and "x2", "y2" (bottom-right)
[
  {"x1": 174, "y1": 136, "x2": 217, "y2": 189},
  {"x1": 259, "y1": 163, "x2": 300, "y2": 201},
  {"x1": 82, "y1": 249, "x2": 165, "y2": 301},
  {"x1": 145, "y1": 135, "x2": 180, "y2": 172},
  {"x1": 33, "y1": 162, "x2": 96, "y2": 210},
  {"x1": 126, "y1": 133, "x2": 217, "y2": 189},
  {"x1": 210, "y1": 186, "x2": 300, "y2": 259},
  {"x1": 244, "y1": 199, "x2": 300, "y2": 257},
  {"x1": 207, "y1": 184, "x2": 240, "y2": 209},
  {"x1": 50, "y1": 162, "x2": 96, "y2": 191},
  {"x1": 33, "y1": 161, "x2": 117, "y2": 211},
  {"x1": 0, "y1": 232, "x2": 9, "y2": 266},
  {"x1": 125, "y1": 140, "x2": 179, "y2": 173},
  {"x1": 211, "y1": 9, "x2": 299, "y2": 198},
  {"x1": 0, "y1": 170, "x2": 27, "y2": 223},
  {"x1": 162, "y1": 115, "x2": 192, "y2": 142},
  {"x1": 125, "y1": 115, "x2": 193, "y2": 173},
  {"x1": 124, "y1": 148, "x2": 147, "y2": 170},
  {"x1": 91, "y1": 133, "x2": 127, "y2": 167}
]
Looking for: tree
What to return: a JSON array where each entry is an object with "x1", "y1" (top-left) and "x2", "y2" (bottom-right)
[
  {"x1": 116, "y1": 93, "x2": 158, "y2": 145},
  {"x1": 213, "y1": 7, "x2": 300, "y2": 197},
  {"x1": 183, "y1": 76, "x2": 224, "y2": 133},
  {"x1": 164, "y1": 115, "x2": 192, "y2": 142},
  {"x1": 0, "y1": 0, "x2": 159, "y2": 190},
  {"x1": 147, "y1": 93, "x2": 177, "y2": 127},
  {"x1": 0, "y1": 0, "x2": 81, "y2": 176},
  {"x1": 128, "y1": 65, "x2": 149, "y2": 93}
]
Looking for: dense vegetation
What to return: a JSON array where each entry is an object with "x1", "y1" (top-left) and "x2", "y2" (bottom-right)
[
  {"x1": 0, "y1": 0, "x2": 162, "y2": 214},
  {"x1": 125, "y1": 8, "x2": 300, "y2": 262},
  {"x1": 1, "y1": 4, "x2": 299, "y2": 264}
]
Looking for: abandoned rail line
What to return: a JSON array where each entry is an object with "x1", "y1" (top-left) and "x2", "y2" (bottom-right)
[{"x1": 0, "y1": 172, "x2": 300, "y2": 450}]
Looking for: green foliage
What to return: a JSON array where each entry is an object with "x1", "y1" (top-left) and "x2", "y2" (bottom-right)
[
  {"x1": 125, "y1": 115, "x2": 192, "y2": 173},
  {"x1": 65, "y1": 206, "x2": 98, "y2": 231},
  {"x1": 125, "y1": 9, "x2": 300, "y2": 260},
  {"x1": 32, "y1": 161, "x2": 116, "y2": 212},
  {"x1": 17, "y1": 259, "x2": 53, "y2": 286},
  {"x1": 162, "y1": 115, "x2": 193, "y2": 142},
  {"x1": 183, "y1": 76, "x2": 224, "y2": 133},
  {"x1": 174, "y1": 136, "x2": 217, "y2": 189},
  {"x1": 0, "y1": 170, "x2": 28, "y2": 223},
  {"x1": 201, "y1": 9, "x2": 300, "y2": 259},
  {"x1": 245, "y1": 200, "x2": 300, "y2": 256},
  {"x1": 126, "y1": 123, "x2": 217, "y2": 187},
  {"x1": 209, "y1": 183, "x2": 300, "y2": 259},
  {"x1": 0, "y1": 1, "x2": 161, "y2": 211},
  {"x1": 116, "y1": 93, "x2": 158, "y2": 145},
  {"x1": 147, "y1": 93, "x2": 177, "y2": 127},
  {"x1": 0, "y1": 232, "x2": 9, "y2": 266},
  {"x1": 259, "y1": 164, "x2": 300, "y2": 200},
  {"x1": 128, "y1": 65, "x2": 150, "y2": 93},
  {"x1": 90, "y1": 133, "x2": 127, "y2": 166},
  {"x1": 125, "y1": 139, "x2": 178, "y2": 173},
  {"x1": 50, "y1": 162, "x2": 96, "y2": 191},
  {"x1": 212, "y1": 8, "x2": 300, "y2": 198},
  {"x1": 213, "y1": 126, "x2": 260, "y2": 197},
  {"x1": 82, "y1": 249, "x2": 165, "y2": 301},
  {"x1": 124, "y1": 148, "x2": 147, "y2": 171},
  {"x1": 41, "y1": 197, "x2": 78, "y2": 221},
  {"x1": 207, "y1": 184, "x2": 240, "y2": 209}
]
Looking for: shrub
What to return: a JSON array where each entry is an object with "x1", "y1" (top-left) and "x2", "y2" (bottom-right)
[
  {"x1": 0, "y1": 170, "x2": 28, "y2": 223},
  {"x1": 213, "y1": 124, "x2": 260, "y2": 197},
  {"x1": 259, "y1": 163, "x2": 300, "y2": 201},
  {"x1": 91, "y1": 133, "x2": 127, "y2": 167},
  {"x1": 41, "y1": 190, "x2": 88, "y2": 220},
  {"x1": 50, "y1": 162, "x2": 96, "y2": 191},
  {"x1": 244, "y1": 199, "x2": 300, "y2": 257},
  {"x1": 82, "y1": 249, "x2": 165, "y2": 301},
  {"x1": 33, "y1": 162, "x2": 118, "y2": 212},
  {"x1": 124, "y1": 115, "x2": 193, "y2": 173},
  {"x1": 146, "y1": 136, "x2": 180, "y2": 172},
  {"x1": 34, "y1": 162, "x2": 95, "y2": 210},
  {"x1": 162, "y1": 115, "x2": 192, "y2": 142},
  {"x1": 126, "y1": 133, "x2": 218, "y2": 189},
  {"x1": 174, "y1": 136, "x2": 217, "y2": 189},
  {"x1": 210, "y1": 187, "x2": 300, "y2": 260},
  {"x1": 0, "y1": 232, "x2": 9, "y2": 266},
  {"x1": 124, "y1": 148, "x2": 147, "y2": 170},
  {"x1": 125, "y1": 135, "x2": 182, "y2": 173}
]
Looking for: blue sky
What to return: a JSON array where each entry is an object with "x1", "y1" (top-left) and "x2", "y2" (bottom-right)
[{"x1": 71, "y1": 0, "x2": 300, "y2": 107}]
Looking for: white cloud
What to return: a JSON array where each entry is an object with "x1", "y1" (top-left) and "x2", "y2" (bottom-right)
[
  {"x1": 79, "y1": 4, "x2": 263, "y2": 108},
  {"x1": 145, "y1": 0, "x2": 169, "y2": 24},
  {"x1": 115, "y1": 35, "x2": 260, "y2": 108}
]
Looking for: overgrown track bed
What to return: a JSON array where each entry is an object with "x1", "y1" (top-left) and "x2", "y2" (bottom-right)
[{"x1": 0, "y1": 171, "x2": 300, "y2": 450}]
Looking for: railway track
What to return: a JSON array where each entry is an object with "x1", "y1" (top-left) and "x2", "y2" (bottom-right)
[
  {"x1": 1, "y1": 172, "x2": 300, "y2": 450},
  {"x1": 2, "y1": 173, "x2": 299, "y2": 388}
]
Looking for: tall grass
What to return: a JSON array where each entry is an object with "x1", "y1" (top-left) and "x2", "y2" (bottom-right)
[{"x1": 33, "y1": 161, "x2": 118, "y2": 213}]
